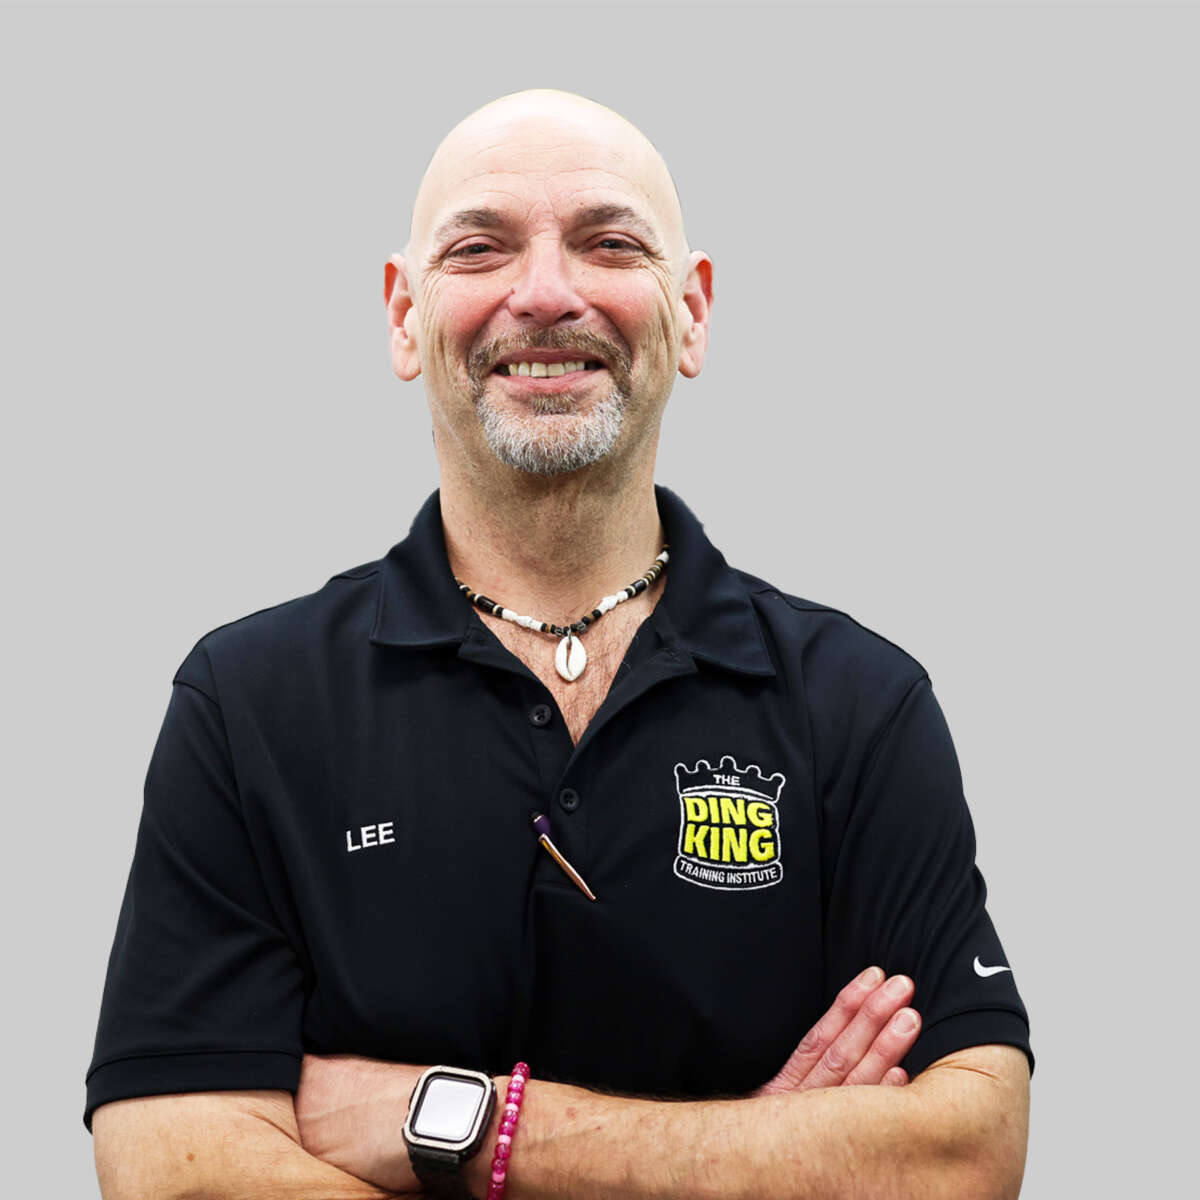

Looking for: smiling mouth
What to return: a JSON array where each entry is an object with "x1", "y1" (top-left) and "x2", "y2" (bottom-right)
[{"x1": 494, "y1": 361, "x2": 606, "y2": 378}]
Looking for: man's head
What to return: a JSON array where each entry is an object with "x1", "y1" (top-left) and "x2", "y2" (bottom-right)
[{"x1": 385, "y1": 89, "x2": 712, "y2": 480}]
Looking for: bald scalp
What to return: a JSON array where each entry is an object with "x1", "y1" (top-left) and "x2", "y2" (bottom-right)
[{"x1": 405, "y1": 88, "x2": 689, "y2": 283}]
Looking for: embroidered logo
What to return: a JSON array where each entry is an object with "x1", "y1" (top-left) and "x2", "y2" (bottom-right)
[
  {"x1": 673, "y1": 756, "x2": 786, "y2": 891},
  {"x1": 973, "y1": 956, "x2": 1012, "y2": 978}
]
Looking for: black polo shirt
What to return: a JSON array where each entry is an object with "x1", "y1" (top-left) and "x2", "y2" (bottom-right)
[{"x1": 85, "y1": 486, "x2": 1032, "y2": 1130}]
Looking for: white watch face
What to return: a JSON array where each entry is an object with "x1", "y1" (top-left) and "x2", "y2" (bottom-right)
[{"x1": 413, "y1": 1076, "x2": 487, "y2": 1142}]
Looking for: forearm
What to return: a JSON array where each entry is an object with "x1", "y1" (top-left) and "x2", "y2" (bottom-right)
[
  {"x1": 464, "y1": 1054, "x2": 1025, "y2": 1200},
  {"x1": 293, "y1": 982, "x2": 1024, "y2": 1199},
  {"x1": 93, "y1": 1090, "x2": 404, "y2": 1200}
]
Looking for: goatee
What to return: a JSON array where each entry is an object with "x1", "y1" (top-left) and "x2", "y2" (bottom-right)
[{"x1": 470, "y1": 378, "x2": 628, "y2": 476}]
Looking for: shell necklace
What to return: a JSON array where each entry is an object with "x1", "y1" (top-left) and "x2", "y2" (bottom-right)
[{"x1": 456, "y1": 546, "x2": 669, "y2": 682}]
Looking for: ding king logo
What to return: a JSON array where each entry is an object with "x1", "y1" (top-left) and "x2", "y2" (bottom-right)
[{"x1": 673, "y1": 755, "x2": 786, "y2": 891}]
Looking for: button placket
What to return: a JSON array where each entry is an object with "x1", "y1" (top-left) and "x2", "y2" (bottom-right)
[{"x1": 518, "y1": 682, "x2": 573, "y2": 827}]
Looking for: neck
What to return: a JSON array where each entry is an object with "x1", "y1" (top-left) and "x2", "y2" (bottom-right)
[{"x1": 439, "y1": 464, "x2": 666, "y2": 627}]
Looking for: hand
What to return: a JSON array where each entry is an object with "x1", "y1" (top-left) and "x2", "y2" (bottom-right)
[
  {"x1": 295, "y1": 1053, "x2": 427, "y2": 1192},
  {"x1": 752, "y1": 967, "x2": 922, "y2": 1095}
]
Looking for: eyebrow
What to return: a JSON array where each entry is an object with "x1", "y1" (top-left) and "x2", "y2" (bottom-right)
[{"x1": 431, "y1": 203, "x2": 664, "y2": 253}]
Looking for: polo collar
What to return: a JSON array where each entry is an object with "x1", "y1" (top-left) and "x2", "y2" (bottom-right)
[{"x1": 369, "y1": 485, "x2": 775, "y2": 678}]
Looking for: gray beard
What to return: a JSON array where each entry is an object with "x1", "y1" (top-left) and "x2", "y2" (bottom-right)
[{"x1": 471, "y1": 379, "x2": 627, "y2": 476}]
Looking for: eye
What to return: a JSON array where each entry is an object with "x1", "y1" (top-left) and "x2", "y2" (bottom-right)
[
  {"x1": 595, "y1": 238, "x2": 642, "y2": 252},
  {"x1": 447, "y1": 242, "x2": 495, "y2": 258}
]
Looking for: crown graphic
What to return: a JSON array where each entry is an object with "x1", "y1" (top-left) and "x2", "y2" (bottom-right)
[{"x1": 674, "y1": 756, "x2": 786, "y2": 803}]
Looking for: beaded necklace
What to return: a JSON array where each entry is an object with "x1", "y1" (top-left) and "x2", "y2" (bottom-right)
[{"x1": 456, "y1": 546, "x2": 669, "y2": 682}]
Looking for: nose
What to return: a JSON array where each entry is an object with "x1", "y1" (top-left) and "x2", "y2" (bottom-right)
[{"x1": 505, "y1": 237, "x2": 588, "y2": 326}]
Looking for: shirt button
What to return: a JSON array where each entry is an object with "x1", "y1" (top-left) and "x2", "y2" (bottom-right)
[
  {"x1": 529, "y1": 703, "x2": 552, "y2": 727},
  {"x1": 558, "y1": 787, "x2": 581, "y2": 813}
]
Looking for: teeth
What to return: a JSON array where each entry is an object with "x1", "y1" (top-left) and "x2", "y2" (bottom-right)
[{"x1": 500, "y1": 360, "x2": 593, "y2": 377}]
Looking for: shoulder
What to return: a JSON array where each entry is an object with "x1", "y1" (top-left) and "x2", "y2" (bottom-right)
[
  {"x1": 732, "y1": 566, "x2": 929, "y2": 695},
  {"x1": 726, "y1": 566, "x2": 942, "y2": 790},
  {"x1": 172, "y1": 557, "x2": 383, "y2": 701}
]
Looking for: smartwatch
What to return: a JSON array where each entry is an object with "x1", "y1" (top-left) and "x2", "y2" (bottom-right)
[{"x1": 402, "y1": 1064, "x2": 497, "y2": 1200}]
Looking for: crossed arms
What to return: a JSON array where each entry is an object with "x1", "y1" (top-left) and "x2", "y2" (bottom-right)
[{"x1": 92, "y1": 968, "x2": 1030, "y2": 1199}]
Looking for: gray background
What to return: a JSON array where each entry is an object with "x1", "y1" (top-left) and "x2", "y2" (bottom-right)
[{"x1": 3, "y1": 1, "x2": 1195, "y2": 1195}]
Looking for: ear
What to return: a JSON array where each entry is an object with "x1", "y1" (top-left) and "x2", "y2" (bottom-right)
[
  {"x1": 384, "y1": 253, "x2": 421, "y2": 381},
  {"x1": 677, "y1": 251, "x2": 713, "y2": 379}
]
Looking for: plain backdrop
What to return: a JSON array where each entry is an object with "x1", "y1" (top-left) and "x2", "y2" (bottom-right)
[{"x1": 3, "y1": 1, "x2": 1195, "y2": 1195}]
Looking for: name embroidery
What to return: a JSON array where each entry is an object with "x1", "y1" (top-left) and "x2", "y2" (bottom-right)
[{"x1": 345, "y1": 821, "x2": 395, "y2": 852}]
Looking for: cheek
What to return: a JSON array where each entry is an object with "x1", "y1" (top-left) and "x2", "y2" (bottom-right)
[
  {"x1": 419, "y1": 305, "x2": 493, "y2": 383},
  {"x1": 599, "y1": 277, "x2": 675, "y2": 357},
  {"x1": 639, "y1": 272, "x2": 684, "y2": 363},
  {"x1": 421, "y1": 277, "x2": 502, "y2": 349}
]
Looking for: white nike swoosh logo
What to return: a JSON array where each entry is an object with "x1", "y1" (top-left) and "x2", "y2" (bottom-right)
[{"x1": 974, "y1": 956, "x2": 1012, "y2": 978}]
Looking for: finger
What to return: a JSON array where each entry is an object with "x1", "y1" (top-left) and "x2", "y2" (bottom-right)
[
  {"x1": 842, "y1": 1006, "x2": 922, "y2": 1086},
  {"x1": 752, "y1": 966, "x2": 886, "y2": 1095},
  {"x1": 801, "y1": 974, "x2": 915, "y2": 1090},
  {"x1": 882, "y1": 1066, "x2": 909, "y2": 1086}
]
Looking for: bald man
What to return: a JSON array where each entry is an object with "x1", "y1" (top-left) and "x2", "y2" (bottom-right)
[{"x1": 88, "y1": 90, "x2": 1031, "y2": 1199}]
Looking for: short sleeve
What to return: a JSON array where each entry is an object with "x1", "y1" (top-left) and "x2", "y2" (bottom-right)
[
  {"x1": 824, "y1": 676, "x2": 1034, "y2": 1078},
  {"x1": 84, "y1": 664, "x2": 306, "y2": 1130}
]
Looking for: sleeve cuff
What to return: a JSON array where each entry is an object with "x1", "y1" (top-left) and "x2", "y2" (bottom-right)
[
  {"x1": 84, "y1": 1049, "x2": 302, "y2": 1132},
  {"x1": 903, "y1": 1009, "x2": 1035, "y2": 1080}
]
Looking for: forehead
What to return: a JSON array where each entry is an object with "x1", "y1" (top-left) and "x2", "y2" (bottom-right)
[{"x1": 415, "y1": 113, "x2": 676, "y2": 250}]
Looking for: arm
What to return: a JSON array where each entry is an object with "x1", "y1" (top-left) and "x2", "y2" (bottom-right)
[
  {"x1": 462, "y1": 1043, "x2": 1029, "y2": 1200},
  {"x1": 92, "y1": 1090, "x2": 406, "y2": 1200},
  {"x1": 294, "y1": 1038, "x2": 1027, "y2": 1200},
  {"x1": 296, "y1": 970, "x2": 974, "y2": 1199}
]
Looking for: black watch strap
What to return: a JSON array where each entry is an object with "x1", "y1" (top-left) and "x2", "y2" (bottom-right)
[{"x1": 410, "y1": 1146, "x2": 478, "y2": 1200}]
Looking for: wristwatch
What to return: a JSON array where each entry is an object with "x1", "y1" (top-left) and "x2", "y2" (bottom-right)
[{"x1": 402, "y1": 1064, "x2": 497, "y2": 1200}]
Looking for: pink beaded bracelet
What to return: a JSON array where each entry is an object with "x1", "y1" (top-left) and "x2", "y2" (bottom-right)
[{"x1": 486, "y1": 1061, "x2": 530, "y2": 1200}]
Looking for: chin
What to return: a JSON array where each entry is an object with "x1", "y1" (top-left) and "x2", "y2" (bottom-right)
[{"x1": 480, "y1": 411, "x2": 624, "y2": 476}]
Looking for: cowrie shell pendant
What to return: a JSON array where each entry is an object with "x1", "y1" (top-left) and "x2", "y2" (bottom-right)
[{"x1": 555, "y1": 633, "x2": 587, "y2": 682}]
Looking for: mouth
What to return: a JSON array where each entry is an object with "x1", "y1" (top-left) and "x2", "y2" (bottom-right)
[{"x1": 493, "y1": 359, "x2": 606, "y2": 380}]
